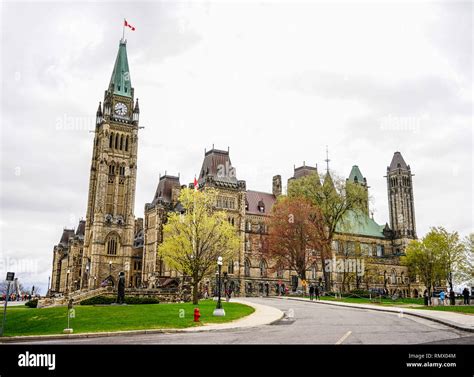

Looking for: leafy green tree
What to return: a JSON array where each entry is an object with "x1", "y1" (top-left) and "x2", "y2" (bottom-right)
[
  {"x1": 431, "y1": 227, "x2": 468, "y2": 291},
  {"x1": 460, "y1": 233, "x2": 474, "y2": 287},
  {"x1": 402, "y1": 230, "x2": 446, "y2": 304},
  {"x1": 287, "y1": 172, "x2": 367, "y2": 290},
  {"x1": 159, "y1": 188, "x2": 240, "y2": 304}
]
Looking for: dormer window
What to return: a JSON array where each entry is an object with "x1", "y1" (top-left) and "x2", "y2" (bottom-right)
[
  {"x1": 257, "y1": 200, "x2": 265, "y2": 213},
  {"x1": 245, "y1": 199, "x2": 249, "y2": 211}
]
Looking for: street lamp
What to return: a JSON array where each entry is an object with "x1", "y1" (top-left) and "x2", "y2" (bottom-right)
[
  {"x1": 84, "y1": 264, "x2": 89, "y2": 290},
  {"x1": 213, "y1": 256, "x2": 225, "y2": 316},
  {"x1": 65, "y1": 269, "x2": 71, "y2": 295}
]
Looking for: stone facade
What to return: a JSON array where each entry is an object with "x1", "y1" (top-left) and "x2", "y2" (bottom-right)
[{"x1": 50, "y1": 39, "x2": 423, "y2": 299}]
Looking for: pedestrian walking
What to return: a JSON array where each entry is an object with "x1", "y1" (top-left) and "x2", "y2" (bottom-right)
[
  {"x1": 439, "y1": 290, "x2": 445, "y2": 306},
  {"x1": 423, "y1": 290, "x2": 429, "y2": 306},
  {"x1": 309, "y1": 284, "x2": 315, "y2": 300},
  {"x1": 315, "y1": 286, "x2": 320, "y2": 301}
]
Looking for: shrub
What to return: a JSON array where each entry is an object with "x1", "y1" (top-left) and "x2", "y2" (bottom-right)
[
  {"x1": 80, "y1": 296, "x2": 116, "y2": 305},
  {"x1": 80, "y1": 295, "x2": 160, "y2": 305},
  {"x1": 25, "y1": 299, "x2": 38, "y2": 308}
]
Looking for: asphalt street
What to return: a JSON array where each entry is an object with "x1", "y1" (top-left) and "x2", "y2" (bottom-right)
[{"x1": 17, "y1": 297, "x2": 474, "y2": 345}]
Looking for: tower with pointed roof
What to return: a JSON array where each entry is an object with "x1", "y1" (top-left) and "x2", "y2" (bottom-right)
[
  {"x1": 386, "y1": 152, "x2": 416, "y2": 253},
  {"x1": 82, "y1": 39, "x2": 141, "y2": 289},
  {"x1": 347, "y1": 165, "x2": 369, "y2": 215}
]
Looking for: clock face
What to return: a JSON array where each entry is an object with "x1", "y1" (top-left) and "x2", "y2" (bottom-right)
[{"x1": 114, "y1": 102, "x2": 127, "y2": 116}]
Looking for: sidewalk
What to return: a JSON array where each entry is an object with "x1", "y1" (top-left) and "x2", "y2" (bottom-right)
[
  {"x1": 279, "y1": 296, "x2": 474, "y2": 332},
  {"x1": 0, "y1": 298, "x2": 283, "y2": 343}
]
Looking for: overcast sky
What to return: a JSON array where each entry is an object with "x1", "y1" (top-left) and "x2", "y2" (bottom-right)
[{"x1": 0, "y1": 1, "x2": 472, "y2": 293}]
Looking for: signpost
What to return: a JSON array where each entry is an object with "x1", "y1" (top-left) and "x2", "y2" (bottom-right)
[
  {"x1": 64, "y1": 299, "x2": 74, "y2": 334},
  {"x1": 1, "y1": 272, "x2": 15, "y2": 337}
]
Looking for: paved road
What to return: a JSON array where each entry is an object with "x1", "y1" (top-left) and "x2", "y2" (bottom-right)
[{"x1": 17, "y1": 297, "x2": 474, "y2": 344}]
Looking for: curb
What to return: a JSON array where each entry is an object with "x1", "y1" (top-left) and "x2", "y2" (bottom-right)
[
  {"x1": 0, "y1": 300, "x2": 283, "y2": 343},
  {"x1": 277, "y1": 297, "x2": 474, "y2": 333}
]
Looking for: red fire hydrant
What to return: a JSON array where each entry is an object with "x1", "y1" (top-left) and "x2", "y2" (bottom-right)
[{"x1": 194, "y1": 308, "x2": 201, "y2": 322}]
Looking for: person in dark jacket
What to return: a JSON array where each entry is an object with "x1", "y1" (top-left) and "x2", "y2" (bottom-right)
[
  {"x1": 315, "y1": 286, "x2": 320, "y2": 301},
  {"x1": 449, "y1": 289, "x2": 455, "y2": 305},
  {"x1": 309, "y1": 284, "x2": 315, "y2": 300},
  {"x1": 423, "y1": 290, "x2": 429, "y2": 306},
  {"x1": 463, "y1": 288, "x2": 470, "y2": 305}
]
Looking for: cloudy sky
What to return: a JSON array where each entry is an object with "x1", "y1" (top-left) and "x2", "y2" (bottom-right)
[{"x1": 0, "y1": 1, "x2": 472, "y2": 292}]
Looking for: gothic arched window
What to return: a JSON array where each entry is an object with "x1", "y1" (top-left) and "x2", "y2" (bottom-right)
[
  {"x1": 260, "y1": 259, "x2": 267, "y2": 277},
  {"x1": 115, "y1": 134, "x2": 119, "y2": 149},
  {"x1": 120, "y1": 134, "x2": 124, "y2": 150},
  {"x1": 106, "y1": 234, "x2": 119, "y2": 255},
  {"x1": 109, "y1": 133, "x2": 114, "y2": 148},
  {"x1": 125, "y1": 136, "x2": 129, "y2": 152},
  {"x1": 244, "y1": 258, "x2": 251, "y2": 277}
]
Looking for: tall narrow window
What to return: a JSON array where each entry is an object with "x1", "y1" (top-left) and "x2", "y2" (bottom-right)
[
  {"x1": 125, "y1": 136, "x2": 129, "y2": 151},
  {"x1": 244, "y1": 259, "x2": 251, "y2": 277},
  {"x1": 107, "y1": 235, "x2": 119, "y2": 255},
  {"x1": 109, "y1": 133, "x2": 114, "y2": 148},
  {"x1": 115, "y1": 134, "x2": 119, "y2": 149},
  {"x1": 120, "y1": 134, "x2": 124, "y2": 150}
]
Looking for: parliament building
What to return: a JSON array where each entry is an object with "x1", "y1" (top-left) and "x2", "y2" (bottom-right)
[{"x1": 50, "y1": 40, "x2": 424, "y2": 299}]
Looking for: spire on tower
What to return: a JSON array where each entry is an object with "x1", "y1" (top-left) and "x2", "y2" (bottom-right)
[
  {"x1": 325, "y1": 145, "x2": 330, "y2": 172},
  {"x1": 109, "y1": 40, "x2": 132, "y2": 98},
  {"x1": 96, "y1": 102, "x2": 103, "y2": 116}
]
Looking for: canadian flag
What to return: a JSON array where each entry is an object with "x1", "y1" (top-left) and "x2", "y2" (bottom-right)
[
  {"x1": 193, "y1": 177, "x2": 199, "y2": 190},
  {"x1": 124, "y1": 19, "x2": 136, "y2": 31}
]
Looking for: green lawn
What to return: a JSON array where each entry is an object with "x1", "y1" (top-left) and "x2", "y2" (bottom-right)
[
  {"x1": 301, "y1": 295, "x2": 474, "y2": 314},
  {"x1": 303, "y1": 295, "x2": 424, "y2": 306},
  {"x1": 1, "y1": 300, "x2": 254, "y2": 337},
  {"x1": 408, "y1": 305, "x2": 474, "y2": 314}
]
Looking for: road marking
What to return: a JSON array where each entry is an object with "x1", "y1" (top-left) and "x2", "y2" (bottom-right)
[{"x1": 335, "y1": 330, "x2": 352, "y2": 345}]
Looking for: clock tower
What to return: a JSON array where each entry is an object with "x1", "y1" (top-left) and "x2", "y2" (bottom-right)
[{"x1": 81, "y1": 39, "x2": 140, "y2": 289}]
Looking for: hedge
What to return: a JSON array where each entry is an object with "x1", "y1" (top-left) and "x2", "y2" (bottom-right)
[{"x1": 80, "y1": 295, "x2": 160, "y2": 305}]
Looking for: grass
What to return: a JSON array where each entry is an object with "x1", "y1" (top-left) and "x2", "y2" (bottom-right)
[
  {"x1": 301, "y1": 295, "x2": 474, "y2": 314},
  {"x1": 302, "y1": 295, "x2": 424, "y2": 306},
  {"x1": 408, "y1": 305, "x2": 474, "y2": 314},
  {"x1": 1, "y1": 299, "x2": 255, "y2": 337}
]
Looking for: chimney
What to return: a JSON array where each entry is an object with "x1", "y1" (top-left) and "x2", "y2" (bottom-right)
[{"x1": 272, "y1": 175, "x2": 282, "y2": 197}]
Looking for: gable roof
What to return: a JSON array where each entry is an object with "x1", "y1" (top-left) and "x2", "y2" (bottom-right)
[
  {"x1": 348, "y1": 165, "x2": 366, "y2": 184},
  {"x1": 246, "y1": 190, "x2": 276, "y2": 215},
  {"x1": 149, "y1": 175, "x2": 181, "y2": 207},
  {"x1": 389, "y1": 151, "x2": 409, "y2": 171},
  {"x1": 198, "y1": 148, "x2": 239, "y2": 188},
  {"x1": 336, "y1": 210, "x2": 386, "y2": 238}
]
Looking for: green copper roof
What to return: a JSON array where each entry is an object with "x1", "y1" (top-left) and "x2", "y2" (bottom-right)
[
  {"x1": 336, "y1": 210, "x2": 385, "y2": 238},
  {"x1": 348, "y1": 165, "x2": 365, "y2": 184},
  {"x1": 109, "y1": 41, "x2": 132, "y2": 97}
]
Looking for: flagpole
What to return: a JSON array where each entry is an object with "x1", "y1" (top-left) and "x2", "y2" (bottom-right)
[{"x1": 122, "y1": 19, "x2": 125, "y2": 42}]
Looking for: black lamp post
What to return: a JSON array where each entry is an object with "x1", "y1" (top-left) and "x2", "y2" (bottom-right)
[
  {"x1": 213, "y1": 256, "x2": 225, "y2": 316},
  {"x1": 66, "y1": 269, "x2": 70, "y2": 296}
]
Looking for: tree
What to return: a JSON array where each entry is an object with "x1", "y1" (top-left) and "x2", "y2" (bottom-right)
[
  {"x1": 460, "y1": 233, "x2": 474, "y2": 287},
  {"x1": 401, "y1": 230, "x2": 446, "y2": 304},
  {"x1": 431, "y1": 227, "x2": 467, "y2": 291},
  {"x1": 287, "y1": 172, "x2": 367, "y2": 290},
  {"x1": 159, "y1": 188, "x2": 240, "y2": 304},
  {"x1": 263, "y1": 196, "x2": 328, "y2": 292}
]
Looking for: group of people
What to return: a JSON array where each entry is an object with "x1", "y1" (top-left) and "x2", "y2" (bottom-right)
[
  {"x1": 308, "y1": 284, "x2": 321, "y2": 301},
  {"x1": 1, "y1": 293, "x2": 34, "y2": 302},
  {"x1": 423, "y1": 287, "x2": 471, "y2": 306}
]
